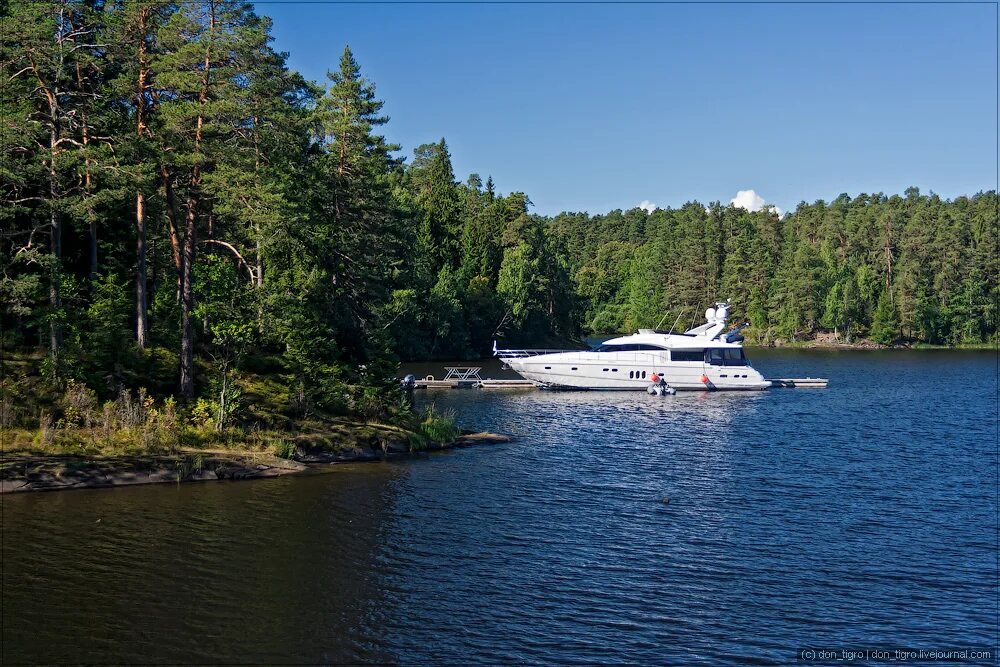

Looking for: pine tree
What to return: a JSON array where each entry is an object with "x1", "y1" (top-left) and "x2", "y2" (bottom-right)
[
  {"x1": 411, "y1": 139, "x2": 460, "y2": 271},
  {"x1": 154, "y1": 0, "x2": 275, "y2": 398},
  {"x1": 870, "y1": 289, "x2": 899, "y2": 345},
  {"x1": 274, "y1": 44, "x2": 403, "y2": 401},
  {"x1": 2, "y1": 0, "x2": 106, "y2": 359}
]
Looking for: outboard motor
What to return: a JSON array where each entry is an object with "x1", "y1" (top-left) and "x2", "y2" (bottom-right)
[{"x1": 400, "y1": 374, "x2": 416, "y2": 390}]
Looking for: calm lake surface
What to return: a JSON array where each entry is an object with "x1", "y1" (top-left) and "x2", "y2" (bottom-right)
[{"x1": 3, "y1": 350, "x2": 997, "y2": 664}]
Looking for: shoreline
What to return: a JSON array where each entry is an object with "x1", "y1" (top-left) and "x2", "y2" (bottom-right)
[
  {"x1": 761, "y1": 340, "x2": 996, "y2": 351},
  {"x1": 0, "y1": 431, "x2": 512, "y2": 494}
]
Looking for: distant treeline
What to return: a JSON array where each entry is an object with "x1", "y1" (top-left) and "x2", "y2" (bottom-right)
[
  {"x1": 548, "y1": 190, "x2": 998, "y2": 347},
  {"x1": 2, "y1": 1, "x2": 996, "y2": 415}
]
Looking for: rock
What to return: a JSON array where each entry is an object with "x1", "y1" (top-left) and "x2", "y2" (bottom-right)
[
  {"x1": 213, "y1": 465, "x2": 258, "y2": 480},
  {"x1": 385, "y1": 440, "x2": 409, "y2": 454},
  {"x1": 0, "y1": 479, "x2": 29, "y2": 493},
  {"x1": 453, "y1": 432, "x2": 512, "y2": 447},
  {"x1": 1, "y1": 430, "x2": 515, "y2": 494}
]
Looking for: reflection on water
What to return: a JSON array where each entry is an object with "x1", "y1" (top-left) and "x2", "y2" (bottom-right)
[
  {"x1": 3, "y1": 351, "x2": 997, "y2": 664},
  {"x1": 2, "y1": 466, "x2": 405, "y2": 664}
]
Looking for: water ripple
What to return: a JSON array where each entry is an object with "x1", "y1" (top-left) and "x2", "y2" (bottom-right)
[{"x1": 2, "y1": 351, "x2": 997, "y2": 664}]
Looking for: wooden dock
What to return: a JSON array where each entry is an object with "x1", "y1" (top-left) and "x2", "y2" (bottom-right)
[{"x1": 768, "y1": 378, "x2": 829, "y2": 388}]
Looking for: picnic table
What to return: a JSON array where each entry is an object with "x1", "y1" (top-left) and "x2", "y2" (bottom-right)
[{"x1": 442, "y1": 367, "x2": 483, "y2": 381}]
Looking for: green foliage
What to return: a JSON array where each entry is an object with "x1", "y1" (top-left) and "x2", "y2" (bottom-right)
[
  {"x1": 419, "y1": 405, "x2": 459, "y2": 444},
  {"x1": 85, "y1": 273, "x2": 134, "y2": 371},
  {"x1": 548, "y1": 192, "x2": 997, "y2": 346},
  {"x1": 870, "y1": 290, "x2": 900, "y2": 345},
  {"x1": 190, "y1": 398, "x2": 219, "y2": 430},
  {"x1": 270, "y1": 438, "x2": 296, "y2": 459},
  {"x1": 56, "y1": 380, "x2": 99, "y2": 429}
]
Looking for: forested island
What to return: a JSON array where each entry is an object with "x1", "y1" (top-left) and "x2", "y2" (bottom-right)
[{"x1": 2, "y1": 1, "x2": 997, "y2": 475}]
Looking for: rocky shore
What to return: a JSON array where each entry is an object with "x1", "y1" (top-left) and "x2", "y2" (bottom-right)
[
  {"x1": 0, "y1": 432, "x2": 512, "y2": 494},
  {"x1": 770, "y1": 334, "x2": 887, "y2": 349}
]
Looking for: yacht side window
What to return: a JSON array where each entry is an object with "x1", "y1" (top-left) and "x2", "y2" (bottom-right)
[
  {"x1": 707, "y1": 349, "x2": 726, "y2": 366},
  {"x1": 724, "y1": 349, "x2": 748, "y2": 366},
  {"x1": 670, "y1": 350, "x2": 704, "y2": 362}
]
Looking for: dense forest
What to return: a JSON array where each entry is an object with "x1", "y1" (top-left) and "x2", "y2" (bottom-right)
[
  {"x1": 2, "y1": 1, "x2": 997, "y2": 423},
  {"x1": 550, "y1": 190, "x2": 997, "y2": 349}
]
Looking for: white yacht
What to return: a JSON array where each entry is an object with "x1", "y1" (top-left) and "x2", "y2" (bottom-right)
[{"x1": 494, "y1": 303, "x2": 770, "y2": 391}]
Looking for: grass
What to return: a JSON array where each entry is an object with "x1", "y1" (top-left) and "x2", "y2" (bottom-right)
[{"x1": 0, "y1": 348, "x2": 492, "y2": 495}]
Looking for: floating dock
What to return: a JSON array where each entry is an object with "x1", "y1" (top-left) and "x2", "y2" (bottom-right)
[
  {"x1": 478, "y1": 379, "x2": 538, "y2": 388},
  {"x1": 768, "y1": 378, "x2": 829, "y2": 388},
  {"x1": 413, "y1": 378, "x2": 536, "y2": 389},
  {"x1": 412, "y1": 366, "x2": 538, "y2": 389}
]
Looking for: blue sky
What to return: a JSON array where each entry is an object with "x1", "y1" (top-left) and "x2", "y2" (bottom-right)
[{"x1": 254, "y1": 2, "x2": 997, "y2": 216}]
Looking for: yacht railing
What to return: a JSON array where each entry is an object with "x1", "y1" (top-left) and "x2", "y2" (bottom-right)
[{"x1": 493, "y1": 348, "x2": 580, "y2": 359}]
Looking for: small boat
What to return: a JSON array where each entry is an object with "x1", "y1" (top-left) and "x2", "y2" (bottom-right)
[{"x1": 494, "y1": 303, "x2": 771, "y2": 391}]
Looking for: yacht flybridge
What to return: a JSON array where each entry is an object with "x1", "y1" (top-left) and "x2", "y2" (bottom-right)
[{"x1": 494, "y1": 303, "x2": 771, "y2": 391}]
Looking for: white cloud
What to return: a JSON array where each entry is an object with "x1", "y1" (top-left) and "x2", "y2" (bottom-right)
[
  {"x1": 730, "y1": 189, "x2": 782, "y2": 217},
  {"x1": 730, "y1": 189, "x2": 766, "y2": 212},
  {"x1": 637, "y1": 200, "x2": 657, "y2": 214}
]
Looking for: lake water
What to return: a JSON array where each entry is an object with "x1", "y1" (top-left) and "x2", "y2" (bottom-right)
[{"x1": 3, "y1": 350, "x2": 997, "y2": 664}]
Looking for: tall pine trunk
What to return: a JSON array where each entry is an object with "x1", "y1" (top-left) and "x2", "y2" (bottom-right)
[
  {"x1": 48, "y1": 122, "x2": 62, "y2": 356},
  {"x1": 179, "y1": 0, "x2": 214, "y2": 399},
  {"x1": 253, "y1": 130, "x2": 263, "y2": 287},
  {"x1": 179, "y1": 199, "x2": 197, "y2": 398},
  {"x1": 255, "y1": 223, "x2": 263, "y2": 287},
  {"x1": 135, "y1": 6, "x2": 150, "y2": 348},
  {"x1": 89, "y1": 219, "x2": 97, "y2": 284},
  {"x1": 81, "y1": 108, "x2": 96, "y2": 287},
  {"x1": 75, "y1": 57, "x2": 98, "y2": 291},
  {"x1": 136, "y1": 191, "x2": 148, "y2": 347},
  {"x1": 160, "y1": 164, "x2": 183, "y2": 300}
]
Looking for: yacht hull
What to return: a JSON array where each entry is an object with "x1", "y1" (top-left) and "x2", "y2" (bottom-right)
[{"x1": 503, "y1": 352, "x2": 770, "y2": 391}]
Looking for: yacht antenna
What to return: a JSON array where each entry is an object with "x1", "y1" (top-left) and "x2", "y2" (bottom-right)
[
  {"x1": 655, "y1": 311, "x2": 670, "y2": 330},
  {"x1": 666, "y1": 308, "x2": 686, "y2": 335}
]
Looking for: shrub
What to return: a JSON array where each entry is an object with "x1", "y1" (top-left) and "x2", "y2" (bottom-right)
[
  {"x1": 419, "y1": 405, "x2": 459, "y2": 444},
  {"x1": 0, "y1": 377, "x2": 27, "y2": 428},
  {"x1": 353, "y1": 385, "x2": 389, "y2": 423},
  {"x1": 270, "y1": 438, "x2": 295, "y2": 459},
  {"x1": 38, "y1": 411, "x2": 54, "y2": 446},
  {"x1": 111, "y1": 388, "x2": 142, "y2": 430},
  {"x1": 189, "y1": 398, "x2": 218, "y2": 430},
  {"x1": 57, "y1": 380, "x2": 98, "y2": 428}
]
